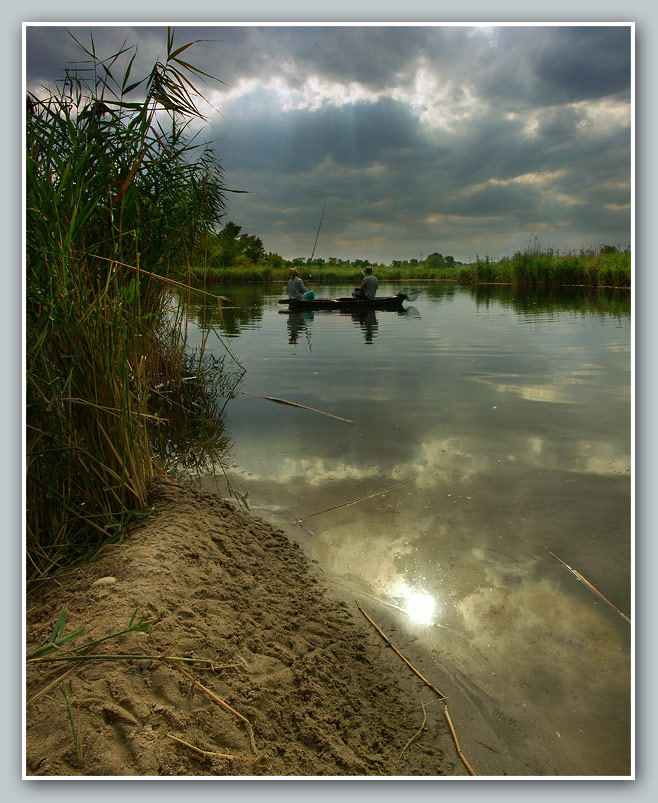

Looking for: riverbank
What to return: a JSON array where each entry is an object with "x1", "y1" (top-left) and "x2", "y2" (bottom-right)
[{"x1": 25, "y1": 477, "x2": 471, "y2": 778}]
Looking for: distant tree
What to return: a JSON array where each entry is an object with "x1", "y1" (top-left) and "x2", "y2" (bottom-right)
[
  {"x1": 239, "y1": 232, "x2": 265, "y2": 263},
  {"x1": 600, "y1": 244, "x2": 619, "y2": 255},
  {"x1": 425, "y1": 252, "x2": 444, "y2": 268},
  {"x1": 425, "y1": 252, "x2": 456, "y2": 269},
  {"x1": 213, "y1": 221, "x2": 242, "y2": 266},
  {"x1": 267, "y1": 252, "x2": 284, "y2": 268}
]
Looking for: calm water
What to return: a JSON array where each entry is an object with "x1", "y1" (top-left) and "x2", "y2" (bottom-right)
[{"x1": 181, "y1": 281, "x2": 632, "y2": 777}]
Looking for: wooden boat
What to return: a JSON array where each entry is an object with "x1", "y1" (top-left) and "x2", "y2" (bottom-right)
[{"x1": 278, "y1": 293, "x2": 408, "y2": 312}]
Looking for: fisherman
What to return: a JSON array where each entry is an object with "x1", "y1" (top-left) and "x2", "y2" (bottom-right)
[
  {"x1": 287, "y1": 268, "x2": 315, "y2": 300},
  {"x1": 352, "y1": 267, "x2": 378, "y2": 300}
]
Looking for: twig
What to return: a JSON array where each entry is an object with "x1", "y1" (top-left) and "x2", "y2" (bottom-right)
[
  {"x1": 300, "y1": 476, "x2": 419, "y2": 521},
  {"x1": 356, "y1": 602, "x2": 446, "y2": 700},
  {"x1": 399, "y1": 700, "x2": 428, "y2": 758},
  {"x1": 28, "y1": 653, "x2": 238, "y2": 667},
  {"x1": 548, "y1": 551, "x2": 630, "y2": 623},
  {"x1": 475, "y1": 739, "x2": 501, "y2": 754},
  {"x1": 444, "y1": 706, "x2": 476, "y2": 776},
  {"x1": 410, "y1": 697, "x2": 442, "y2": 712},
  {"x1": 170, "y1": 663, "x2": 257, "y2": 755},
  {"x1": 166, "y1": 733, "x2": 257, "y2": 762},
  {"x1": 238, "y1": 392, "x2": 354, "y2": 424},
  {"x1": 357, "y1": 602, "x2": 477, "y2": 776}
]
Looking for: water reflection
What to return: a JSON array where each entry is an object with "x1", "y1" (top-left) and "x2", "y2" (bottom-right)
[
  {"x1": 390, "y1": 580, "x2": 437, "y2": 625},
  {"x1": 279, "y1": 305, "x2": 421, "y2": 348},
  {"x1": 184, "y1": 282, "x2": 630, "y2": 776},
  {"x1": 286, "y1": 310, "x2": 314, "y2": 347},
  {"x1": 344, "y1": 308, "x2": 379, "y2": 343}
]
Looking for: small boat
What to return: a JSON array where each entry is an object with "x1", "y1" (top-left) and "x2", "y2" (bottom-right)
[{"x1": 278, "y1": 291, "x2": 414, "y2": 312}]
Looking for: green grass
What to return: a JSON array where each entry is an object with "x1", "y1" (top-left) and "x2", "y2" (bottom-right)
[
  {"x1": 176, "y1": 262, "x2": 463, "y2": 286},
  {"x1": 174, "y1": 248, "x2": 630, "y2": 290}
]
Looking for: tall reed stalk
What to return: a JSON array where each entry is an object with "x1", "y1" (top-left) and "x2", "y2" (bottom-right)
[{"x1": 26, "y1": 30, "x2": 231, "y2": 581}]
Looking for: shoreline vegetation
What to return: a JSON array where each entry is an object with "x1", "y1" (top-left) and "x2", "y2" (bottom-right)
[
  {"x1": 26, "y1": 32, "x2": 242, "y2": 585},
  {"x1": 176, "y1": 245, "x2": 631, "y2": 290}
]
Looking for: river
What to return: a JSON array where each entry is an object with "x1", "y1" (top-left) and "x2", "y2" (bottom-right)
[{"x1": 178, "y1": 280, "x2": 632, "y2": 777}]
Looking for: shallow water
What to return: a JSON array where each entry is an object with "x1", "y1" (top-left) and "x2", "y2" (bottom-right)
[{"x1": 182, "y1": 281, "x2": 632, "y2": 777}]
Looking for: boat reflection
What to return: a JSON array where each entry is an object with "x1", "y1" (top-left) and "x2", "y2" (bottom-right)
[
  {"x1": 283, "y1": 305, "x2": 420, "y2": 347},
  {"x1": 286, "y1": 309, "x2": 314, "y2": 347},
  {"x1": 342, "y1": 308, "x2": 378, "y2": 343}
]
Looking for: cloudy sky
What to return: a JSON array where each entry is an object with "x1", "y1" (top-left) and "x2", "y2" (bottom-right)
[{"x1": 24, "y1": 23, "x2": 632, "y2": 264}]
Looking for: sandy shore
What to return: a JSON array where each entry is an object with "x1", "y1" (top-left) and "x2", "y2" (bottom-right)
[{"x1": 25, "y1": 476, "x2": 480, "y2": 778}]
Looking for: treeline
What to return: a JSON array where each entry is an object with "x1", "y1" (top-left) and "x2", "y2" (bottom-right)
[
  {"x1": 191, "y1": 226, "x2": 461, "y2": 274},
  {"x1": 190, "y1": 224, "x2": 630, "y2": 289},
  {"x1": 186, "y1": 229, "x2": 630, "y2": 288}
]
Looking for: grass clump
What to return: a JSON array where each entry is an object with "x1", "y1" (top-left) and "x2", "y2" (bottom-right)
[
  {"x1": 459, "y1": 240, "x2": 631, "y2": 288},
  {"x1": 26, "y1": 30, "x2": 235, "y2": 583}
]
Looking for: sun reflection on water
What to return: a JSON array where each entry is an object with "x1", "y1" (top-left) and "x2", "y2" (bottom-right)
[{"x1": 392, "y1": 581, "x2": 437, "y2": 625}]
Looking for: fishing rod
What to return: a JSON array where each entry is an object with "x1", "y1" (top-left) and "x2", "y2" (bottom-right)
[
  {"x1": 303, "y1": 198, "x2": 327, "y2": 291},
  {"x1": 309, "y1": 198, "x2": 327, "y2": 263}
]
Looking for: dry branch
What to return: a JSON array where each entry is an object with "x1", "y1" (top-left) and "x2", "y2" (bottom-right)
[
  {"x1": 166, "y1": 733, "x2": 258, "y2": 762},
  {"x1": 356, "y1": 602, "x2": 446, "y2": 700},
  {"x1": 444, "y1": 706, "x2": 476, "y2": 776},
  {"x1": 399, "y1": 700, "x2": 428, "y2": 758}
]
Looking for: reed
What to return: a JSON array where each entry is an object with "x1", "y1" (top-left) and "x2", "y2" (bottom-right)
[
  {"x1": 26, "y1": 30, "x2": 233, "y2": 582},
  {"x1": 460, "y1": 246, "x2": 631, "y2": 288}
]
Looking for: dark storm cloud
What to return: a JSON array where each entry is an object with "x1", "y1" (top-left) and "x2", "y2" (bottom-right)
[
  {"x1": 210, "y1": 93, "x2": 420, "y2": 173},
  {"x1": 531, "y1": 27, "x2": 632, "y2": 101},
  {"x1": 24, "y1": 23, "x2": 632, "y2": 261},
  {"x1": 471, "y1": 26, "x2": 631, "y2": 109}
]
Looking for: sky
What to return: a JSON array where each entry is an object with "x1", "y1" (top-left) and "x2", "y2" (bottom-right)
[{"x1": 24, "y1": 23, "x2": 632, "y2": 264}]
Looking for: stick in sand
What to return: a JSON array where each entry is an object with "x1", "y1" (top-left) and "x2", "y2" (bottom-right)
[
  {"x1": 356, "y1": 602, "x2": 476, "y2": 775},
  {"x1": 356, "y1": 601, "x2": 446, "y2": 700},
  {"x1": 171, "y1": 663, "x2": 257, "y2": 755},
  {"x1": 548, "y1": 551, "x2": 630, "y2": 623}
]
